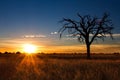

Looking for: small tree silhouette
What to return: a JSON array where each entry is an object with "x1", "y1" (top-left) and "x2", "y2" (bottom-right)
[{"x1": 59, "y1": 13, "x2": 114, "y2": 59}]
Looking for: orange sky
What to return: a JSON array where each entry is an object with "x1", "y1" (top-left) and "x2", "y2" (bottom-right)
[
  {"x1": 0, "y1": 34, "x2": 120, "y2": 53},
  {"x1": 0, "y1": 44, "x2": 120, "y2": 53}
]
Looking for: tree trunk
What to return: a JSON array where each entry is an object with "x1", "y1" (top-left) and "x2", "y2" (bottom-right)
[{"x1": 86, "y1": 44, "x2": 91, "y2": 59}]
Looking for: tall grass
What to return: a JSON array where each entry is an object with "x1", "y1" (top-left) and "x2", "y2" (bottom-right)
[{"x1": 0, "y1": 54, "x2": 120, "y2": 80}]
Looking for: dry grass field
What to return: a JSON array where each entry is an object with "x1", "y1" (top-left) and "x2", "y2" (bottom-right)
[{"x1": 0, "y1": 53, "x2": 120, "y2": 80}]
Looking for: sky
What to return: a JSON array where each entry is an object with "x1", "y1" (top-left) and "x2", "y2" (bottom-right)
[{"x1": 0, "y1": 0, "x2": 120, "y2": 53}]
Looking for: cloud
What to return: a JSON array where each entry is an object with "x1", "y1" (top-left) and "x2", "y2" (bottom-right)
[
  {"x1": 62, "y1": 33, "x2": 120, "y2": 41},
  {"x1": 66, "y1": 34, "x2": 74, "y2": 37},
  {"x1": 112, "y1": 34, "x2": 120, "y2": 37},
  {"x1": 95, "y1": 33, "x2": 120, "y2": 37},
  {"x1": 66, "y1": 37, "x2": 77, "y2": 40},
  {"x1": 23, "y1": 34, "x2": 47, "y2": 38},
  {"x1": 66, "y1": 33, "x2": 120, "y2": 37},
  {"x1": 51, "y1": 32, "x2": 58, "y2": 35}
]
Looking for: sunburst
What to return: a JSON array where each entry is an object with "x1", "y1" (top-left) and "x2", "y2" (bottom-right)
[{"x1": 23, "y1": 44, "x2": 37, "y2": 54}]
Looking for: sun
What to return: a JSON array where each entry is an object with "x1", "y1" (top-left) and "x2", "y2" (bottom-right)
[{"x1": 23, "y1": 44, "x2": 37, "y2": 54}]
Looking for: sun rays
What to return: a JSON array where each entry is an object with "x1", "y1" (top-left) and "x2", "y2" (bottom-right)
[{"x1": 12, "y1": 54, "x2": 43, "y2": 80}]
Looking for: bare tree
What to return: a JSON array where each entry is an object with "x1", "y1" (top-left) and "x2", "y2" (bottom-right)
[{"x1": 59, "y1": 13, "x2": 114, "y2": 59}]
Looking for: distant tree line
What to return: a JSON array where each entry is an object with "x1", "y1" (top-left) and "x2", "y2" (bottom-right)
[{"x1": 0, "y1": 51, "x2": 21, "y2": 54}]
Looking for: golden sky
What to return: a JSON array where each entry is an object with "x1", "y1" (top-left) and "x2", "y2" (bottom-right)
[{"x1": 0, "y1": 34, "x2": 120, "y2": 53}]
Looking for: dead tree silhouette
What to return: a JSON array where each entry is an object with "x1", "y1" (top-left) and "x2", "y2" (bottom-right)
[{"x1": 59, "y1": 13, "x2": 114, "y2": 59}]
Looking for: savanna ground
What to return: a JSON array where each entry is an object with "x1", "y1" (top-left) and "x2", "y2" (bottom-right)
[{"x1": 0, "y1": 53, "x2": 120, "y2": 80}]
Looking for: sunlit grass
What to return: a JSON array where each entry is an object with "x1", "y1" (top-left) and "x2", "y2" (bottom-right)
[
  {"x1": 0, "y1": 54, "x2": 120, "y2": 80},
  {"x1": 13, "y1": 54, "x2": 41, "y2": 80}
]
